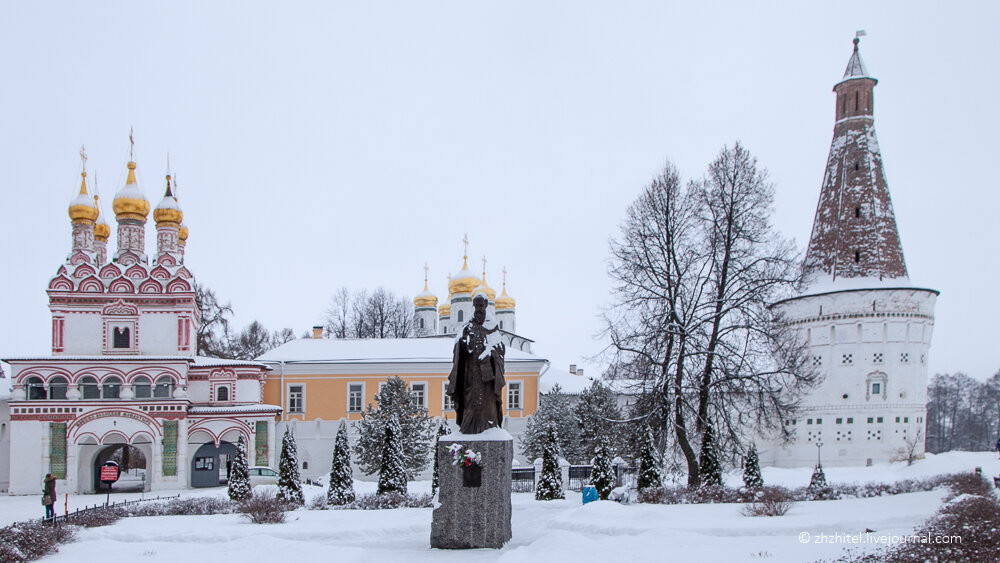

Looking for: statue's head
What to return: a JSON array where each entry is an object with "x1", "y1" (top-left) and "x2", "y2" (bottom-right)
[{"x1": 472, "y1": 294, "x2": 487, "y2": 325}]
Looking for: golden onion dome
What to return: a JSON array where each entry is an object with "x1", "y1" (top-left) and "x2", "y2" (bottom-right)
[
  {"x1": 113, "y1": 161, "x2": 150, "y2": 220},
  {"x1": 438, "y1": 303, "x2": 451, "y2": 317},
  {"x1": 495, "y1": 287, "x2": 516, "y2": 311},
  {"x1": 178, "y1": 222, "x2": 189, "y2": 243},
  {"x1": 413, "y1": 272, "x2": 438, "y2": 309},
  {"x1": 495, "y1": 275, "x2": 516, "y2": 311},
  {"x1": 153, "y1": 174, "x2": 184, "y2": 226},
  {"x1": 93, "y1": 195, "x2": 111, "y2": 241},
  {"x1": 448, "y1": 255, "x2": 481, "y2": 297},
  {"x1": 68, "y1": 171, "x2": 99, "y2": 223}
]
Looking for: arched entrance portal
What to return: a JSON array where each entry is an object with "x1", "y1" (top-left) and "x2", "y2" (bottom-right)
[
  {"x1": 190, "y1": 441, "x2": 237, "y2": 488},
  {"x1": 92, "y1": 444, "x2": 149, "y2": 493}
]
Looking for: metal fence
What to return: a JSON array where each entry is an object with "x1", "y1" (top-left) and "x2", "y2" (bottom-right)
[
  {"x1": 511, "y1": 467, "x2": 535, "y2": 492},
  {"x1": 41, "y1": 495, "x2": 180, "y2": 526},
  {"x1": 615, "y1": 465, "x2": 638, "y2": 489},
  {"x1": 567, "y1": 465, "x2": 593, "y2": 491}
]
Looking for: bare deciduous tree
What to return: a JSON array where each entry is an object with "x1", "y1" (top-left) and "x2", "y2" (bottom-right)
[
  {"x1": 195, "y1": 282, "x2": 296, "y2": 359},
  {"x1": 602, "y1": 144, "x2": 816, "y2": 487},
  {"x1": 927, "y1": 372, "x2": 1000, "y2": 453},
  {"x1": 323, "y1": 286, "x2": 414, "y2": 339}
]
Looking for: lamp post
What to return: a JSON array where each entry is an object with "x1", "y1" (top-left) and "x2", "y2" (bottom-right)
[{"x1": 816, "y1": 441, "x2": 824, "y2": 466}]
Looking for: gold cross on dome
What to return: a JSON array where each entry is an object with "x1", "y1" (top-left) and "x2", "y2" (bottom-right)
[
  {"x1": 481, "y1": 255, "x2": 487, "y2": 279},
  {"x1": 80, "y1": 145, "x2": 87, "y2": 172},
  {"x1": 502, "y1": 266, "x2": 508, "y2": 287},
  {"x1": 129, "y1": 127, "x2": 135, "y2": 160},
  {"x1": 423, "y1": 262, "x2": 429, "y2": 283},
  {"x1": 462, "y1": 234, "x2": 469, "y2": 259}
]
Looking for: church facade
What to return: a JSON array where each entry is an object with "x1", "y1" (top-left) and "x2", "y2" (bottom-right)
[
  {"x1": 764, "y1": 38, "x2": 938, "y2": 468},
  {"x1": 3, "y1": 146, "x2": 280, "y2": 495}
]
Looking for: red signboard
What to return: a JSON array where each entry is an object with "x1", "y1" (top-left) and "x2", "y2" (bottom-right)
[{"x1": 100, "y1": 465, "x2": 119, "y2": 483}]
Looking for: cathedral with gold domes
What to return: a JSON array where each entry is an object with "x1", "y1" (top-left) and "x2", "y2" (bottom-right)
[
  {"x1": 1, "y1": 140, "x2": 280, "y2": 495},
  {"x1": 412, "y1": 238, "x2": 532, "y2": 353}
]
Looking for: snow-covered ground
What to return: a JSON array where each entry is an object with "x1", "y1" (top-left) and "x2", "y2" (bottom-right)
[{"x1": 2, "y1": 451, "x2": 996, "y2": 563}]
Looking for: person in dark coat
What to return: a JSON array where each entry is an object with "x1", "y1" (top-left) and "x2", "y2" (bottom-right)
[{"x1": 42, "y1": 473, "x2": 56, "y2": 520}]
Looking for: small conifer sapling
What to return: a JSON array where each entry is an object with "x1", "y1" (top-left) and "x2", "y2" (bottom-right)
[
  {"x1": 377, "y1": 416, "x2": 408, "y2": 495},
  {"x1": 277, "y1": 428, "x2": 304, "y2": 505},
  {"x1": 228, "y1": 435, "x2": 252, "y2": 502},
  {"x1": 327, "y1": 420, "x2": 356, "y2": 505}
]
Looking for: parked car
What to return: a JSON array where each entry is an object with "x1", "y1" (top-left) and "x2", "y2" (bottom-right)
[{"x1": 248, "y1": 466, "x2": 279, "y2": 485}]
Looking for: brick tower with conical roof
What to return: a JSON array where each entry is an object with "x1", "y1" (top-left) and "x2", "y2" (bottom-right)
[
  {"x1": 767, "y1": 37, "x2": 939, "y2": 468},
  {"x1": 803, "y1": 36, "x2": 908, "y2": 286}
]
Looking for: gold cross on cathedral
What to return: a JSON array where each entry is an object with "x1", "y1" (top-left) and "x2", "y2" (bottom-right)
[
  {"x1": 129, "y1": 127, "x2": 135, "y2": 160},
  {"x1": 462, "y1": 234, "x2": 469, "y2": 259},
  {"x1": 79, "y1": 145, "x2": 87, "y2": 172},
  {"x1": 481, "y1": 255, "x2": 487, "y2": 279},
  {"x1": 502, "y1": 266, "x2": 508, "y2": 288}
]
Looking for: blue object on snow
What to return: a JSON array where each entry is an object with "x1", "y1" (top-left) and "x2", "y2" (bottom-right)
[{"x1": 582, "y1": 486, "x2": 598, "y2": 504}]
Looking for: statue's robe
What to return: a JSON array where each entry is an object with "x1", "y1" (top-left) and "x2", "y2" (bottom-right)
[{"x1": 447, "y1": 321, "x2": 506, "y2": 434}]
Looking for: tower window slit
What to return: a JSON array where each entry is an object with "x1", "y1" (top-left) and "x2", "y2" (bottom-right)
[
  {"x1": 855, "y1": 206, "x2": 861, "y2": 218},
  {"x1": 855, "y1": 250, "x2": 861, "y2": 263}
]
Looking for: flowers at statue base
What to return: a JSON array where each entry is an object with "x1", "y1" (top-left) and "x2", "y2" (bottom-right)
[{"x1": 448, "y1": 443, "x2": 483, "y2": 467}]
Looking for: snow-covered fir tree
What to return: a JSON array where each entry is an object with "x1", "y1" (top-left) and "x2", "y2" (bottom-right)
[
  {"x1": 377, "y1": 415, "x2": 407, "y2": 495},
  {"x1": 535, "y1": 425, "x2": 564, "y2": 501},
  {"x1": 743, "y1": 443, "x2": 763, "y2": 490},
  {"x1": 808, "y1": 462, "x2": 827, "y2": 491},
  {"x1": 520, "y1": 384, "x2": 583, "y2": 463},
  {"x1": 277, "y1": 428, "x2": 304, "y2": 505},
  {"x1": 575, "y1": 380, "x2": 625, "y2": 460},
  {"x1": 589, "y1": 438, "x2": 615, "y2": 500},
  {"x1": 227, "y1": 435, "x2": 252, "y2": 502},
  {"x1": 431, "y1": 421, "x2": 451, "y2": 495},
  {"x1": 353, "y1": 376, "x2": 434, "y2": 479},
  {"x1": 637, "y1": 426, "x2": 662, "y2": 491},
  {"x1": 327, "y1": 420, "x2": 356, "y2": 506},
  {"x1": 698, "y1": 418, "x2": 723, "y2": 487}
]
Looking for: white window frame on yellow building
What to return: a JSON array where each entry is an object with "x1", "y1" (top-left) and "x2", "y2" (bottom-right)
[
  {"x1": 347, "y1": 381, "x2": 365, "y2": 414},
  {"x1": 442, "y1": 380, "x2": 455, "y2": 412},
  {"x1": 409, "y1": 381, "x2": 428, "y2": 408},
  {"x1": 287, "y1": 383, "x2": 305, "y2": 415},
  {"x1": 507, "y1": 379, "x2": 523, "y2": 412}
]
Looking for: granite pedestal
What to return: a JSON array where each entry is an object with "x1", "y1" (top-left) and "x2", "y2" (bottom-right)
[{"x1": 430, "y1": 428, "x2": 513, "y2": 549}]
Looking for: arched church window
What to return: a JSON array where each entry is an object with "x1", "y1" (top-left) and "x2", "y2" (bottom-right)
[
  {"x1": 154, "y1": 376, "x2": 174, "y2": 399},
  {"x1": 458, "y1": 310, "x2": 464, "y2": 322},
  {"x1": 855, "y1": 250, "x2": 861, "y2": 263},
  {"x1": 419, "y1": 318, "x2": 425, "y2": 329},
  {"x1": 103, "y1": 376, "x2": 122, "y2": 399},
  {"x1": 133, "y1": 376, "x2": 152, "y2": 399},
  {"x1": 25, "y1": 376, "x2": 46, "y2": 400},
  {"x1": 113, "y1": 327, "x2": 130, "y2": 349},
  {"x1": 217, "y1": 386, "x2": 229, "y2": 402},
  {"x1": 49, "y1": 376, "x2": 68, "y2": 400},
  {"x1": 79, "y1": 376, "x2": 100, "y2": 399},
  {"x1": 499, "y1": 320, "x2": 504, "y2": 329},
  {"x1": 854, "y1": 91, "x2": 859, "y2": 110}
]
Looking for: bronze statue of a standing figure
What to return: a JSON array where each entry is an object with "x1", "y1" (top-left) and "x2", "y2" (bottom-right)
[{"x1": 447, "y1": 293, "x2": 505, "y2": 434}]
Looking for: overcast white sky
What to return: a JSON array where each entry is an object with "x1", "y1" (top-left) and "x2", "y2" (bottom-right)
[{"x1": 1, "y1": 1, "x2": 998, "y2": 381}]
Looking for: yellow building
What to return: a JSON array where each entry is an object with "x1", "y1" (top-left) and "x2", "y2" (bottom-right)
[{"x1": 257, "y1": 336, "x2": 548, "y2": 479}]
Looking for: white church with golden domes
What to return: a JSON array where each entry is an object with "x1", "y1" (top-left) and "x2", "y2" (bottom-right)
[
  {"x1": 1, "y1": 141, "x2": 281, "y2": 495},
  {"x1": 412, "y1": 239, "x2": 532, "y2": 353}
]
